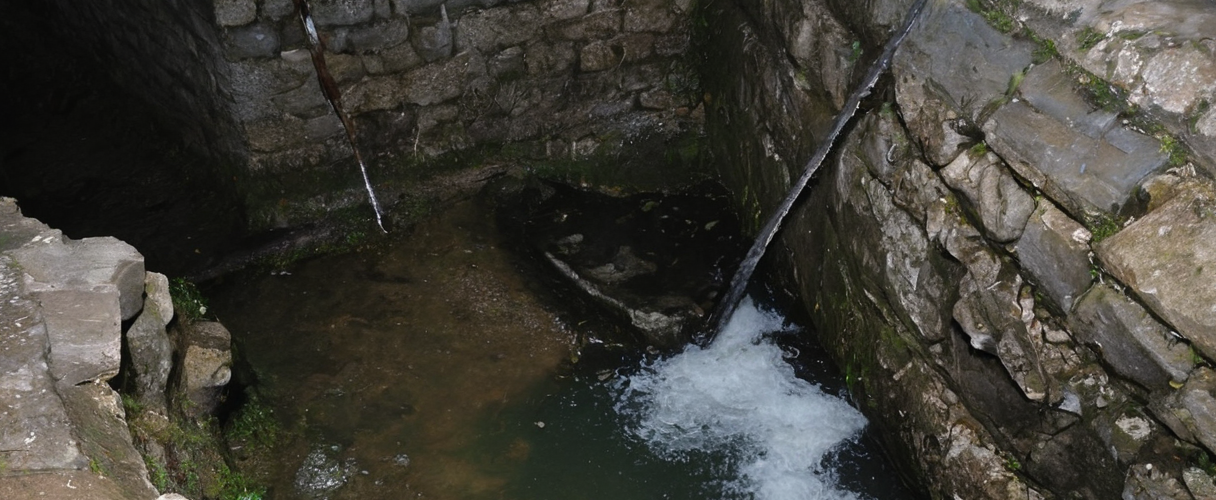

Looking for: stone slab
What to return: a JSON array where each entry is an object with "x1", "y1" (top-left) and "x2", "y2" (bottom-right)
[
  {"x1": 1014, "y1": 200, "x2": 1093, "y2": 312},
  {"x1": 11, "y1": 236, "x2": 145, "y2": 320},
  {"x1": 1069, "y1": 284, "x2": 1194, "y2": 391},
  {"x1": 60, "y1": 384, "x2": 159, "y2": 500},
  {"x1": 37, "y1": 288, "x2": 123, "y2": 387},
  {"x1": 0, "y1": 470, "x2": 126, "y2": 500},
  {"x1": 0, "y1": 258, "x2": 85, "y2": 472},
  {"x1": 1097, "y1": 184, "x2": 1216, "y2": 360}
]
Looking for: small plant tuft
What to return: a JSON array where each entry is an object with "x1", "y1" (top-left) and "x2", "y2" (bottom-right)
[
  {"x1": 170, "y1": 278, "x2": 209, "y2": 322},
  {"x1": 1159, "y1": 134, "x2": 1189, "y2": 167}
]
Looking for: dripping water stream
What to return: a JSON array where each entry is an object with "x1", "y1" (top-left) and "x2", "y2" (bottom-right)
[{"x1": 292, "y1": 0, "x2": 387, "y2": 233}]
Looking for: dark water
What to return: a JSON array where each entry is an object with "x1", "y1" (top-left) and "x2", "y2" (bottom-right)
[{"x1": 209, "y1": 195, "x2": 916, "y2": 500}]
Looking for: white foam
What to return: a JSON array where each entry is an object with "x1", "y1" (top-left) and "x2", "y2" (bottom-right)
[{"x1": 616, "y1": 297, "x2": 868, "y2": 500}]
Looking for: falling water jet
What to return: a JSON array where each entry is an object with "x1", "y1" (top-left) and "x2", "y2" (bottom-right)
[
  {"x1": 293, "y1": 0, "x2": 388, "y2": 233},
  {"x1": 703, "y1": 0, "x2": 929, "y2": 345}
]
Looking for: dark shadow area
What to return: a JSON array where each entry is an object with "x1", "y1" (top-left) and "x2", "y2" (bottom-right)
[{"x1": 0, "y1": 2, "x2": 246, "y2": 277}]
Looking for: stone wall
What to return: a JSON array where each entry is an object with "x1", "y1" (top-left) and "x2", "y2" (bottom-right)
[
  {"x1": 29, "y1": 0, "x2": 700, "y2": 231},
  {"x1": 706, "y1": 0, "x2": 1216, "y2": 497}
]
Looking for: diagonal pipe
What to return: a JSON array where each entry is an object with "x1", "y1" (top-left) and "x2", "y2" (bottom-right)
[
  {"x1": 293, "y1": 0, "x2": 388, "y2": 233},
  {"x1": 703, "y1": 0, "x2": 930, "y2": 345}
]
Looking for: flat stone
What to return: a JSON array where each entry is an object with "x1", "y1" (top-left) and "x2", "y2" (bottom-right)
[
  {"x1": 0, "y1": 199, "x2": 60, "y2": 253},
  {"x1": 1096, "y1": 184, "x2": 1216, "y2": 359},
  {"x1": 892, "y1": 1, "x2": 1035, "y2": 166},
  {"x1": 579, "y1": 40, "x2": 620, "y2": 72},
  {"x1": 343, "y1": 19, "x2": 409, "y2": 53},
  {"x1": 0, "y1": 470, "x2": 125, "y2": 500},
  {"x1": 940, "y1": 151, "x2": 1035, "y2": 242},
  {"x1": 550, "y1": 9, "x2": 621, "y2": 41},
  {"x1": 0, "y1": 258, "x2": 85, "y2": 471},
  {"x1": 214, "y1": 0, "x2": 257, "y2": 27},
  {"x1": 983, "y1": 59, "x2": 1167, "y2": 219},
  {"x1": 11, "y1": 236, "x2": 145, "y2": 321},
  {"x1": 1014, "y1": 200, "x2": 1092, "y2": 311},
  {"x1": 1069, "y1": 284, "x2": 1194, "y2": 391},
  {"x1": 38, "y1": 288, "x2": 123, "y2": 387},
  {"x1": 413, "y1": 4, "x2": 452, "y2": 61}
]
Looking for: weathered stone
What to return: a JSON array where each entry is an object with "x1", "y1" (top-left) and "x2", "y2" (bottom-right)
[
  {"x1": 1069, "y1": 284, "x2": 1194, "y2": 390},
  {"x1": 579, "y1": 40, "x2": 619, "y2": 72},
  {"x1": 0, "y1": 258, "x2": 85, "y2": 471},
  {"x1": 455, "y1": 4, "x2": 542, "y2": 54},
  {"x1": 1182, "y1": 467, "x2": 1216, "y2": 499},
  {"x1": 893, "y1": 1, "x2": 1034, "y2": 166},
  {"x1": 413, "y1": 4, "x2": 451, "y2": 62},
  {"x1": 1097, "y1": 184, "x2": 1216, "y2": 359},
  {"x1": 1158, "y1": 367, "x2": 1216, "y2": 454},
  {"x1": 214, "y1": 0, "x2": 257, "y2": 27},
  {"x1": 172, "y1": 321, "x2": 234, "y2": 417},
  {"x1": 126, "y1": 281, "x2": 176, "y2": 412},
  {"x1": 59, "y1": 383, "x2": 160, "y2": 500},
  {"x1": 487, "y1": 46, "x2": 525, "y2": 79},
  {"x1": 224, "y1": 22, "x2": 280, "y2": 59},
  {"x1": 11, "y1": 235, "x2": 145, "y2": 321},
  {"x1": 541, "y1": 0, "x2": 590, "y2": 20},
  {"x1": 310, "y1": 0, "x2": 376, "y2": 26},
  {"x1": 551, "y1": 9, "x2": 621, "y2": 41},
  {"x1": 38, "y1": 288, "x2": 123, "y2": 387},
  {"x1": 940, "y1": 150, "x2": 1035, "y2": 242},
  {"x1": 262, "y1": 0, "x2": 296, "y2": 20},
  {"x1": 524, "y1": 39, "x2": 576, "y2": 75},
  {"x1": 401, "y1": 53, "x2": 470, "y2": 106},
  {"x1": 343, "y1": 19, "x2": 409, "y2": 53},
  {"x1": 624, "y1": 2, "x2": 676, "y2": 32},
  {"x1": 1014, "y1": 200, "x2": 1092, "y2": 312},
  {"x1": 1123, "y1": 463, "x2": 1193, "y2": 500},
  {"x1": 1092, "y1": 408, "x2": 1159, "y2": 466},
  {"x1": 983, "y1": 61, "x2": 1168, "y2": 219},
  {"x1": 363, "y1": 42, "x2": 423, "y2": 74}
]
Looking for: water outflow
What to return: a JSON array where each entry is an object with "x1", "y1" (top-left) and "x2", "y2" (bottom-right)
[
  {"x1": 616, "y1": 298, "x2": 869, "y2": 500},
  {"x1": 706, "y1": 0, "x2": 929, "y2": 342},
  {"x1": 293, "y1": 0, "x2": 388, "y2": 233}
]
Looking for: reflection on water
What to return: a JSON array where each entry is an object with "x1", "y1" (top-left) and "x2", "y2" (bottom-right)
[{"x1": 209, "y1": 198, "x2": 915, "y2": 499}]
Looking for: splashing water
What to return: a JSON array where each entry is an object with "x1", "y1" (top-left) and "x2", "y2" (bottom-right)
[{"x1": 616, "y1": 297, "x2": 869, "y2": 500}]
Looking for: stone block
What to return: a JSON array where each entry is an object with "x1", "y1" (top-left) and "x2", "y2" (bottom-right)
[
  {"x1": 215, "y1": 0, "x2": 257, "y2": 27},
  {"x1": 12, "y1": 235, "x2": 145, "y2": 320},
  {"x1": 454, "y1": 4, "x2": 542, "y2": 55},
  {"x1": 551, "y1": 9, "x2": 621, "y2": 41},
  {"x1": 38, "y1": 288, "x2": 123, "y2": 387},
  {"x1": 401, "y1": 53, "x2": 470, "y2": 106},
  {"x1": 1157, "y1": 368, "x2": 1216, "y2": 455},
  {"x1": 940, "y1": 151, "x2": 1035, "y2": 242},
  {"x1": 126, "y1": 291, "x2": 175, "y2": 412},
  {"x1": 310, "y1": 0, "x2": 376, "y2": 26},
  {"x1": 541, "y1": 0, "x2": 590, "y2": 20},
  {"x1": 892, "y1": 1, "x2": 1034, "y2": 166},
  {"x1": 624, "y1": 2, "x2": 676, "y2": 32},
  {"x1": 1097, "y1": 184, "x2": 1216, "y2": 360},
  {"x1": 983, "y1": 61, "x2": 1167, "y2": 219},
  {"x1": 172, "y1": 321, "x2": 234, "y2": 416},
  {"x1": 579, "y1": 40, "x2": 619, "y2": 72},
  {"x1": 413, "y1": 4, "x2": 452, "y2": 61},
  {"x1": 1014, "y1": 200, "x2": 1092, "y2": 311},
  {"x1": 262, "y1": 0, "x2": 296, "y2": 20},
  {"x1": 1068, "y1": 284, "x2": 1194, "y2": 391},
  {"x1": 343, "y1": 19, "x2": 409, "y2": 53},
  {"x1": 59, "y1": 384, "x2": 160, "y2": 500},
  {"x1": 224, "y1": 22, "x2": 281, "y2": 59}
]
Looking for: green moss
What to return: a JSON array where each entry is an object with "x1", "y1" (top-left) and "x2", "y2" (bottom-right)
[
  {"x1": 1088, "y1": 215, "x2": 1121, "y2": 243},
  {"x1": 1031, "y1": 36, "x2": 1058, "y2": 64},
  {"x1": 1159, "y1": 134, "x2": 1189, "y2": 167},
  {"x1": 848, "y1": 40, "x2": 863, "y2": 63},
  {"x1": 1077, "y1": 26, "x2": 1106, "y2": 51}
]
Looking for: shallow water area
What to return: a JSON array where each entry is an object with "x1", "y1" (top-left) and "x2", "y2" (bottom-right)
[{"x1": 209, "y1": 196, "x2": 916, "y2": 499}]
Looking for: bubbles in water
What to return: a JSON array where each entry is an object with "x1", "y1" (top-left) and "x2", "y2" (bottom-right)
[{"x1": 615, "y1": 298, "x2": 869, "y2": 500}]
